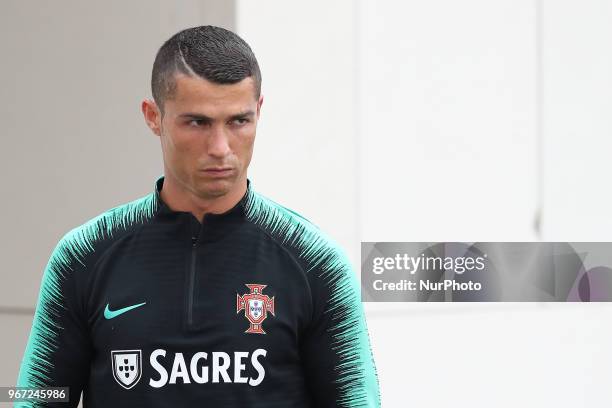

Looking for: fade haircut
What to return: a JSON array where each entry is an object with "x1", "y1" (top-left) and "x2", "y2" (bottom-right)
[{"x1": 151, "y1": 25, "x2": 262, "y2": 116}]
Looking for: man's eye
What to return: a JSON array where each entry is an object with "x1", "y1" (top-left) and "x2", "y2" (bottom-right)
[
  {"x1": 188, "y1": 119, "x2": 207, "y2": 127},
  {"x1": 233, "y1": 118, "x2": 249, "y2": 125}
]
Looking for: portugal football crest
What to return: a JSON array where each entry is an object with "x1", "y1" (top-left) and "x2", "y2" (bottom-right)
[
  {"x1": 111, "y1": 349, "x2": 142, "y2": 389},
  {"x1": 236, "y1": 284, "x2": 275, "y2": 334}
]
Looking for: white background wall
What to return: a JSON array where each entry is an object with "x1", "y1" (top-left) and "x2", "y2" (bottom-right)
[
  {"x1": 540, "y1": 0, "x2": 612, "y2": 241},
  {"x1": 2, "y1": 0, "x2": 612, "y2": 407},
  {"x1": 358, "y1": 0, "x2": 538, "y2": 243}
]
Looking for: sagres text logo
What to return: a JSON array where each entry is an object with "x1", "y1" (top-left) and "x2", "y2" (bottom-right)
[
  {"x1": 236, "y1": 284, "x2": 275, "y2": 334},
  {"x1": 111, "y1": 349, "x2": 142, "y2": 389}
]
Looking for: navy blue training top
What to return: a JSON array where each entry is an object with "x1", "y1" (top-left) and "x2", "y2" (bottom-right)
[{"x1": 16, "y1": 175, "x2": 380, "y2": 407}]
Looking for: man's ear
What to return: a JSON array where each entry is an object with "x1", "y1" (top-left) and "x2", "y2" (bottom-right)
[{"x1": 141, "y1": 98, "x2": 161, "y2": 137}]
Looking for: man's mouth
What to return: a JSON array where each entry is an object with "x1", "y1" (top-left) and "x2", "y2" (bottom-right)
[{"x1": 200, "y1": 167, "x2": 233, "y2": 177}]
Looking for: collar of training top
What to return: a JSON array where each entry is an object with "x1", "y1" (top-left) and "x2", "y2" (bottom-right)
[{"x1": 152, "y1": 174, "x2": 252, "y2": 229}]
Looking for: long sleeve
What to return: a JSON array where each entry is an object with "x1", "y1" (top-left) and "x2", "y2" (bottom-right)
[
  {"x1": 16, "y1": 233, "x2": 92, "y2": 407},
  {"x1": 300, "y1": 246, "x2": 381, "y2": 407}
]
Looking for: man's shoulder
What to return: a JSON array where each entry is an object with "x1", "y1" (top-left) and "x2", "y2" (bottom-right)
[
  {"x1": 244, "y1": 190, "x2": 351, "y2": 271},
  {"x1": 53, "y1": 191, "x2": 157, "y2": 268},
  {"x1": 244, "y1": 188, "x2": 323, "y2": 241},
  {"x1": 245, "y1": 189, "x2": 316, "y2": 227}
]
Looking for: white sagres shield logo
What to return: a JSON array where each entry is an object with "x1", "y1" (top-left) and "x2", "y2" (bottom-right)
[{"x1": 111, "y1": 349, "x2": 142, "y2": 389}]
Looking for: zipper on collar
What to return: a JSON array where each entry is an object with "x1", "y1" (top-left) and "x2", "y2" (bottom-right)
[{"x1": 187, "y1": 232, "x2": 199, "y2": 328}]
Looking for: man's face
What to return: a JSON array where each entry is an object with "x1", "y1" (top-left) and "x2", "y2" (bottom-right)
[{"x1": 148, "y1": 74, "x2": 263, "y2": 199}]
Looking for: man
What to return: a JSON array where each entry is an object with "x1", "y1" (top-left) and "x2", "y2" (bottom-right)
[{"x1": 17, "y1": 25, "x2": 380, "y2": 407}]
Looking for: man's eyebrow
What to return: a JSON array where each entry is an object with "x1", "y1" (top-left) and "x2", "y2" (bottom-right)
[
  {"x1": 178, "y1": 111, "x2": 255, "y2": 120},
  {"x1": 178, "y1": 113, "x2": 213, "y2": 121},
  {"x1": 229, "y1": 110, "x2": 255, "y2": 119}
]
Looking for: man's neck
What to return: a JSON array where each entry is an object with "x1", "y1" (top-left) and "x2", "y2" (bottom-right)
[{"x1": 160, "y1": 173, "x2": 247, "y2": 223}]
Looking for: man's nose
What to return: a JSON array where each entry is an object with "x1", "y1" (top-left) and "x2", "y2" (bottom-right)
[{"x1": 207, "y1": 125, "x2": 231, "y2": 158}]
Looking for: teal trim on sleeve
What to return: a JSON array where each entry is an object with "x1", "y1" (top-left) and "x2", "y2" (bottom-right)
[
  {"x1": 17, "y1": 190, "x2": 157, "y2": 391},
  {"x1": 243, "y1": 188, "x2": 381, "y2": 408}
]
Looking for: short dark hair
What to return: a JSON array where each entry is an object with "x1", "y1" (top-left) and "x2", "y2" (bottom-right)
[{"x1": 151, "y1": 25, "x2": 261, "y2": 115}]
